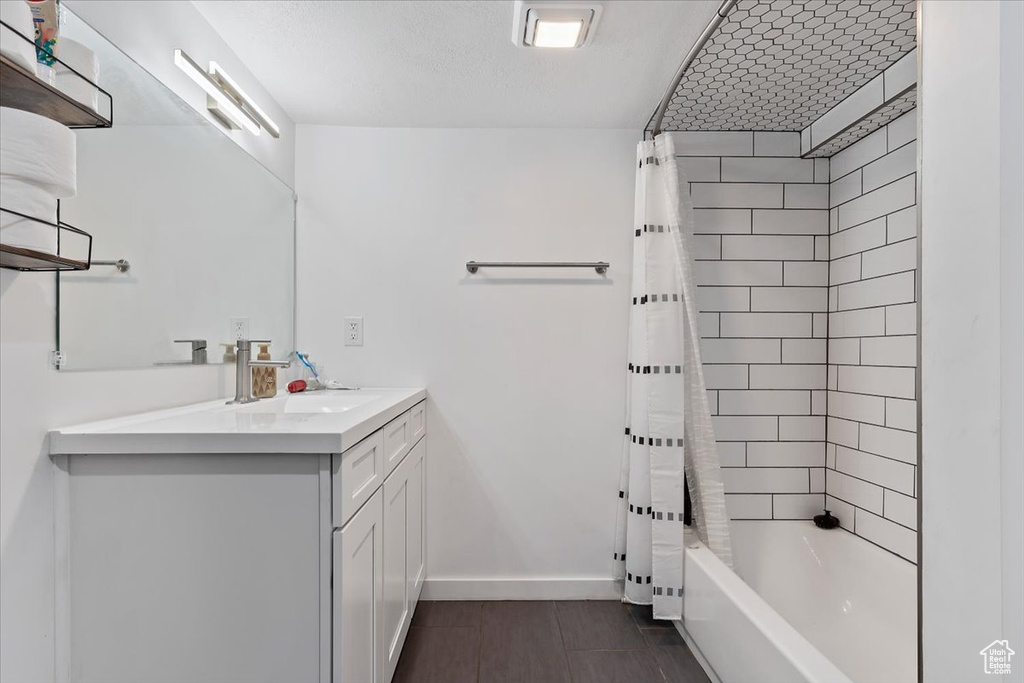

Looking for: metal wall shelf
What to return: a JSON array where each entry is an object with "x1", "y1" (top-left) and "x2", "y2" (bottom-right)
[
  {"x1": 0, "y1": 23, "x2": 113, "y2": 272},
  {"x1": 0, "y1": 209, "x2": 93, "y2": 272},
  {"x1": 0, "y1": 21, "x2": 113, "y2": 128},
  {"x1": 0, "y1": 243, "x2": 88, "y2": 271}
]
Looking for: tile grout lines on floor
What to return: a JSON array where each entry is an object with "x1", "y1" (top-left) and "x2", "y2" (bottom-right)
[{"x1": 395, "y1": 600, "x2": 709, "y2": 683}]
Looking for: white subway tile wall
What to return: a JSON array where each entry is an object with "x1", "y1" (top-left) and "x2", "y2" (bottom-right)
[
  {"x1": 825, "y1": 108, "x2": 918, "y2": 562},
  {"x1": 683, "y1": 118, "x2": 919, "y2": 563},
  {"x1": 682, "y1": 132, "x2": 829, "y2": 523}
]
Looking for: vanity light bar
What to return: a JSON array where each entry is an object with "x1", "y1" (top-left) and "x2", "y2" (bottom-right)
[
  {"x1": 173, "y1": 49, "x2": 261, "y2": 136},
  {"x1": 210, "y1": 62, "x2": 281, "y2": 139}
]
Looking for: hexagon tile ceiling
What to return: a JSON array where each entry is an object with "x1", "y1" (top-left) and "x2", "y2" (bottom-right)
[{"x1": 653, "y1": 0, "x2": 916, "y2": 140}]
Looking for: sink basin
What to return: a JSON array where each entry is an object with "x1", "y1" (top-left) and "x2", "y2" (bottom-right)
[
  {"x1": 284, "y1": 392, "x2": 379, "y2": 414},
  {"x1": 234, "y1": 392, "x2": 381, "y2": 415}
]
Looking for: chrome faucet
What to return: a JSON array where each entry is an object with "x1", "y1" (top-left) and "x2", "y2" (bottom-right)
[
  {"x1": 227, "y1": 339, "x2": 291, "y2": 405},
  {"x1": 174, "y1": 339, "x2": 208, "y2": 365}
]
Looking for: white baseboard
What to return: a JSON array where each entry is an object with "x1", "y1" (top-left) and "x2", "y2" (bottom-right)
[
  {"x1": 674, "y1": 619, "x2": 722, "y2": 683},
  {"x1": 421, "y1": 577, "x2": 622, "y2": 601}
]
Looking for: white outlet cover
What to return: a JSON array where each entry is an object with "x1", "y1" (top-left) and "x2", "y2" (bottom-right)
[
  {"x1": 344, "y1": 316, "x2": 363, "y2": 346},
  {"x1": 229, "y1": 317, "x2": 250, "y2": 340}
]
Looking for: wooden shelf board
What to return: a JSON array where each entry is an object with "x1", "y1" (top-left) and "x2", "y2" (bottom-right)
[
  {"x1": 0, "y1": 243, "x2": 89, "y2": 271},
  {"x1": 0, "y1": 53, "x2": 111, "y2": 128}
]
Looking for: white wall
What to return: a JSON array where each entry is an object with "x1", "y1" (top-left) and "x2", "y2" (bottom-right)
[
  {"x1": 64, "y1": 0, "x2": 296, "y2": 187},
  {"x1": 0, "y1": 2, "x2": 293, "y2": 679},
  {"x1": 296, "y1": 127, "x2": 637, "y2": 597},
  {"x1": 998, "y1": 0, "x2": 1024, "y2": 667},
  {"x1": 920, "y1": 1, "x2": 1024, "y2": 681}
]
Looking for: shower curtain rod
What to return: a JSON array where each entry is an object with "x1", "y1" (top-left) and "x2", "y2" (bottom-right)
[{"x1": 648, "y1": 0, "x2": 738, "y2": 138}]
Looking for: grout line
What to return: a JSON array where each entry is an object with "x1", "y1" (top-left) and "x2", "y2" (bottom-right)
[
  {"x1": 476, "y1": 604, "x2": 484, "y2": 683},
  {"x1": 826, "y1": 492, "x2": 918, "y2": 536},
  {"x1": 827, "y1": 414, "x2": 917, "y2": 436},
  {"x1": 551, "y1": 601, "x2": 574, "y2": 683},
  {"x1": 828, "y1": 171, "x2": 917, "y2": 214},
  {"x1": 826, "y1": 135, "x2": 917, "y2": 185},
  {"x1": 829, "y1": 466, "x2": 915, "y2": 496}
]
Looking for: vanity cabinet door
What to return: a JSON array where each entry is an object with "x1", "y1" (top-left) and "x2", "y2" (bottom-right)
[
  {"x1": 381, "y1": 437, "x2": 427, "y2": 683},
  {"x1": 333, "y1": 488, "x2": 384, "y2": 683},
  {"x1": 382, "y1": 445, "x2": 413, "y2": 683},
  {"x1": 408, "y1": 438, "x2": 426, "y2": 606}
]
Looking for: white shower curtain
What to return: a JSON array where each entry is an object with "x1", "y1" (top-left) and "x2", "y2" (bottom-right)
[{"x1": 613, "y1": 134, "x2": 732, "y2": 620}]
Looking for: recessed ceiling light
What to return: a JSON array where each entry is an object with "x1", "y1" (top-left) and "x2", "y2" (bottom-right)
[
  {"x1": 533, "y1": 20, "x2": 584, "y2": 48},
  {"x1": 512, "y1": 1, "x2": 602, "y2": 49}
]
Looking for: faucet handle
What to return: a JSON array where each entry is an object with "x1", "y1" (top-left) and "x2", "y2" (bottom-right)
[
  {"x1": 234, "y1": 338, "x2": 268, "y2": 350},
  {"x1": 174, "y1": 339, "x2": 208, "y2": 365}
]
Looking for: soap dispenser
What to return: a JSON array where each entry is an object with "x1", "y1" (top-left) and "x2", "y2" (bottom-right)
[
  {"x1": 220, "y1": 342, "x2": 237, "y2": 364},
  {"x1": 252, "y1": 343, "x2": 278, "y2": 398}
]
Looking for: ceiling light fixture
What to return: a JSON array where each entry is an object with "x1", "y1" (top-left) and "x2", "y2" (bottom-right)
[{"x1": 512, "y1": 1, "x2": 602, "y2": 49}]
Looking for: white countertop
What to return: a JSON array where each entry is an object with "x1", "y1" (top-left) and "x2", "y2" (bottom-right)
[{"x1": 49, "y1": 388, "x2": 426, "y2": 455}]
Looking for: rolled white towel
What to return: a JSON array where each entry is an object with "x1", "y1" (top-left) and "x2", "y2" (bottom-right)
[
  {"x1": 1, "y1": 177, "x2": 58, "y2": 254},
  {"x1": 0, "y1": 0, "x2": 36, "y2": 72},
  {"x1": 0, "y1": 106, "x2": 76, "y2": 198},
  {"x1": 56, "y1": 37, "x2": 100, "y2": 111}
]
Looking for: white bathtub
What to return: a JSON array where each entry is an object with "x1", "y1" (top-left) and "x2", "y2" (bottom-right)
[{"x1": 678, "y1": 521, "x2": 916, "y2": 683}]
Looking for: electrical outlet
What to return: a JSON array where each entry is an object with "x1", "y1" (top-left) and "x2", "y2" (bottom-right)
[
  {"x1": 229, "y1": 317, "x2": 250, "y2": 341},
  {"x1": 344, "y1": 317, "x2": 363, "y2": 346}
]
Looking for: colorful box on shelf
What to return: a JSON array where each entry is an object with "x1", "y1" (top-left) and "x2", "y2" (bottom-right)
[{"x1": 0, "y1": 19, "x2": 112, "y2": 128}]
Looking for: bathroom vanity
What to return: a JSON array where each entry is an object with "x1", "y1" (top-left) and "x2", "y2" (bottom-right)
[{"x1": 49, "y1": 389, "x2": 427, "y2": 683}]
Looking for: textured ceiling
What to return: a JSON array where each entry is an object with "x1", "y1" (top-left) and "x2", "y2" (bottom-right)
[
  {"x1": 190, "y1": 0, "x2": 720, "y2": 128},
  {"x1": 656, "y1": 0, "x2": 917, "y2": 133}
]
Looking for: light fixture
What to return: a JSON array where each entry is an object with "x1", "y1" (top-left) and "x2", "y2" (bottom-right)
[
  {"x1": 533, "y1": 20, "x2": 584, "y2": 48},
  {"x1": 512, "y1": 1, "x2": 602, "y2": 49},
  {"x1": 210, "y1": 62, "x2": 280, "y2": 138},
  {"x1": 174, "y1": 49, "x2": 278, "y2": 138}
]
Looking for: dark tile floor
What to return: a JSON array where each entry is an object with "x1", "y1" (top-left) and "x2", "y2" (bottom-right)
[{"x1": 394, "y1": 600, "x2": 711, "y2": 683}]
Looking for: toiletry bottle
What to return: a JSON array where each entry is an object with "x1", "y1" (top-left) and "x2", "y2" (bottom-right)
[
  {"x1": 27, "y1": 0, "x2": 60, "y2": 75},
  {"x1": 220, "y1": 342, "x2": 237, "y2": 364},
  {"x1": 252, "y1": 343, "x2": 277, "y2": 398}
]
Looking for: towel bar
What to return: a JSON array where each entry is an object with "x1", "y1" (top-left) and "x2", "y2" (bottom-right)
[
  {"x1": 466, "y1": 261, "x2": 608, "y2": 274},
  {"x1": 92, "y1": 259, "x2": 130, "y2": 273}
]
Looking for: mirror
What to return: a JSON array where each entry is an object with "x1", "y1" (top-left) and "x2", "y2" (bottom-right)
[{"x1": 56, "y1": 11, "x2": 294, "y2": 371}]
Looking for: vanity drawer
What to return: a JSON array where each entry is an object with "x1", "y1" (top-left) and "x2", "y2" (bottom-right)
[
  {"x1": 333, "y1": 430, "x2": 385, "y2": 528},
  {"x1": 410, "y1": 401, "x2": 426, "y2": 445},
  {"x1": 383, "y1": 410, "x2": 412, "y2": 478}
]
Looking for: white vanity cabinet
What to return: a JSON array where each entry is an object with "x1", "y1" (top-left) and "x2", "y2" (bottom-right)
[
  {"x1": 333, "y1": 404, "x2": 427, "y2": 683},
  {"x1": 50, "y1": 389, "x2": 427, "y2": 683},
  {"x1": 382, "y1": 437, "x2": 426, "y2": 683},
  {"x1": 333, "y1": 488, "x2": 385, "y2": 683}
]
